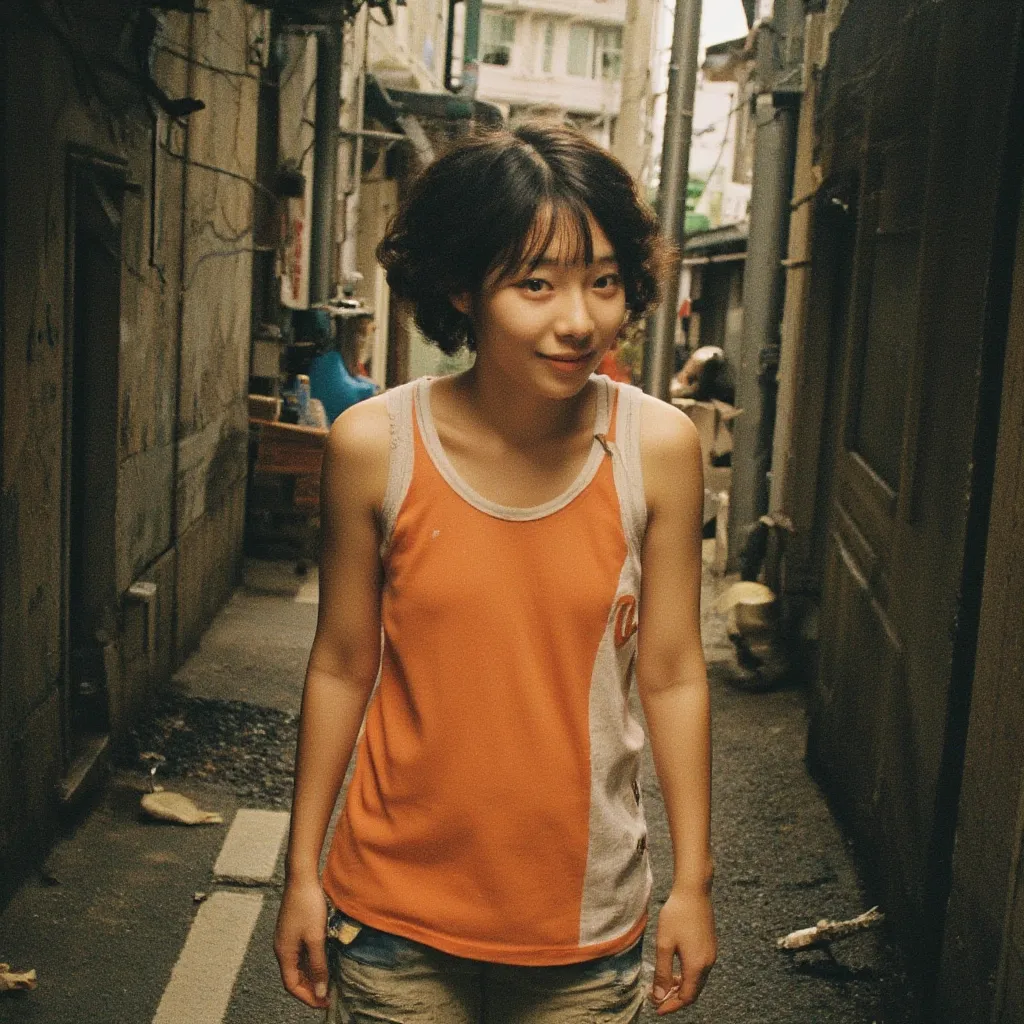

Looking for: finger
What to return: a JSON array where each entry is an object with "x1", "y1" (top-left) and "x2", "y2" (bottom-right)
[
  {"x1": 276, "y1": 941, "x2": 323, "y2": 1009},
  {"x1": 277, "y1": 949, "x2": 314, "y2": 1006},
  {"x1": 650, "y1": 937, "x2": 679, "y2": 1006},
  {"x1": 677, "y1": 960, "x2": 714, "y2": 1008},
  {"x1": 305, "y1": 932, "x2": 331, "y2": 1007},
  {"x1": 655, "y1": 985, "x2": 685, "y2": 1016}
]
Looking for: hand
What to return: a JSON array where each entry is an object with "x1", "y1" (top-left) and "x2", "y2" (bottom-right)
[
  {"x1": 649, "y1": 885, "x2": 717, "y2": 1015},
  {"x1": 274, "y1": 877, "x2": 330, "y2": 1009}
]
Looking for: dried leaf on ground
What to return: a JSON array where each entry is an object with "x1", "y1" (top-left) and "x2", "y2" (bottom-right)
[
  {"x1": 140, "y1": 791, "x2": 223, "y2": 825},
  {"x1": 0, "y1": 964, "x2": 37, "y2": 993}
]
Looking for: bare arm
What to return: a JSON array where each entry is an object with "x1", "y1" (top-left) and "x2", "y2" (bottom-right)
[
  {"x1": 274, "y1": 396, "x2": 389, "y2": 1009},
  {"x1": 636, "y1": 396, "x2": 716, "y2": 1015}
]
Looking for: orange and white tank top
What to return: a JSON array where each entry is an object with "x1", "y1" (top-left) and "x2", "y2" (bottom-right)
[{"x1": 323, "y1": 374, "x2": 651, "y2": 966}]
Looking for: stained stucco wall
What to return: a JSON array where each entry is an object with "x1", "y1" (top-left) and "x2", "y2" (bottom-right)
[
  {"x1": 0, "y1": 0, "x2": 257, "y2": 891},
  {"x1": 171, "y1": 5, "x2": 258, "y2": 656}
]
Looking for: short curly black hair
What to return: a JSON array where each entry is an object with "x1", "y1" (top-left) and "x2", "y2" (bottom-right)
[{"x1": 376, "y1": 121, "x2": 674, "y2": 355}]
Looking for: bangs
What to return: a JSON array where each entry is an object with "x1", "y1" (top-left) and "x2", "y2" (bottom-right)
[{"x1": 486, "y1": 198, "x2": 597, "y2": 285}]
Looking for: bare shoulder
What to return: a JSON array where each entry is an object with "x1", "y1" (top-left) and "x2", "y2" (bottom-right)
[
  {"x1": 638, "y1": 393, "x2": 702, "y2": 467},
  {"x1": 323, "y1": 394, "x2": 390, "y2": 512},
  {"x1": 638, "y1": 394, "x2": 703, "y2": 514}
]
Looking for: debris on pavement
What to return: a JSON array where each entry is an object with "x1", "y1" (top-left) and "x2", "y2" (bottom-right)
[
  {"x1": 120, "y1": 695, "x2": 297, "y2": 807},
  {"x1": 193, "y1": 891, "x2": 210, "y2": 903},
  {"x1": 717, "y1": 580, "x2": 790, "y2": 688},
  {"x1": 777, "y1": 907, "x2": 885, "y2": 952},
  {"x1": 0, "y1": 963, "x2": 37, "y2": 993},
  {"x1": 140, "y1": 791, "x2": 224, "y2": 825}
]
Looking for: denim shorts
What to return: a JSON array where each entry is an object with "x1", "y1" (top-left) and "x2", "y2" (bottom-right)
[{"x1": 325, "y1": 907, "x2": 645, "y2": 1024}]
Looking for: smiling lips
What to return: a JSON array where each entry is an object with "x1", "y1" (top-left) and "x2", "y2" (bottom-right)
[{"x1": 538, "y1": 351, "x2": 594, "y2": 370}]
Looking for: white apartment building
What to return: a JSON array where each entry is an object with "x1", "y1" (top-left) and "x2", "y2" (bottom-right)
[{"x1": 475, "y1": 0, "x2": 626, "y2": 146}]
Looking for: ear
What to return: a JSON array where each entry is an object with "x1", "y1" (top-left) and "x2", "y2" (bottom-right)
[{"x1": 449, "y1": 292, "x2": 472, "y2": 316}]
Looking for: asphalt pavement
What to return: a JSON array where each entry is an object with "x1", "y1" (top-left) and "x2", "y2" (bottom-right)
[{"x1": 0, "y1": 555, "x2": 914, "y2": 1024}]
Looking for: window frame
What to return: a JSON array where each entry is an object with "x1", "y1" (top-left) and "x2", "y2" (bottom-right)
[
  {"x1": 480, "y1": 11, "x2": 517, "y2": 67},
  {"x1": 540, "y1": 19, "x2": 555, "y2": 75},
  {"x1": 566, "y1": 23, "x2": 595, "y2": 78},
  {"x1": 597, "y1": 26, "x2": 622, "y2": 81}
]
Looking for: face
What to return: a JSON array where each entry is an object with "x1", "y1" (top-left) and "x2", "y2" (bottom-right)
[{"x1": 452, "y1": 210, "x2": 628, "y2": 400}]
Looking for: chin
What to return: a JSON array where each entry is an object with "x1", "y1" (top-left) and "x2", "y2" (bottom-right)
[{"x1": 533, "y1": 370, "x2": 594, "y2": 401}]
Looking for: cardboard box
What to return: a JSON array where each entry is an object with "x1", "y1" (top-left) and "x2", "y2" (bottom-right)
[{"x1": 672, "y1": 398, "x2": 741, "y2": 466}]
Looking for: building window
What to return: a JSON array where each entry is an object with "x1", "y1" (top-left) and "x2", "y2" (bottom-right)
[
  {"x1": 597, "y1": 27, "x2": 622, "y2": 80},
  {"x1": 567, "y1": 24, "x2": 593, "y2": 77},
  {"x1": 542, "y1": 20, "x2": 555, "y2": 74},
  {"x1": 481, "y1": 12, "x2": 516, "y2": 66},
  {"x1": 566, "y1": 24, "x2": 621, "y2": 80}
]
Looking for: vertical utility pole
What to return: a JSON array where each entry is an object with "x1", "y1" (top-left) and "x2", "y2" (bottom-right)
[
  {"x1": 642, "y1": 0, "x2": 703, "y2": 401},
  {"x1": 461, "y1": 0, "x2": 482, "y2": 98},
  {"x1": 726, "y1": 0, "x2": 803, "y2": 571},
  {"x1": 612, "y1": 0, "x2": 658, "y2": 183},
  {"x1": 309, "y1": 20, "x2": 343, "y2": 304}
]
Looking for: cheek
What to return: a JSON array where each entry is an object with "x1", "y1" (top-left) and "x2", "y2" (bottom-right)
[
  {"x1": 482, "y1": 296, "x2": 549, "y2": 343},
  {"x1": 596, "y1": 299, "x2": 628, "y2": 336}
]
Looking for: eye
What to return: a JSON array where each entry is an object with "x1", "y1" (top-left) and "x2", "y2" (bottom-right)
[
  {"x1": 517, "y1": 277, "x2": 551, "y2": 293},
  {"x1": 593, "y1": 273, "x2": 622, "y2": 291}
]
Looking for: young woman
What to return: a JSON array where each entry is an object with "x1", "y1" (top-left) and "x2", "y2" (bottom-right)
[{"x1": 275, "y1": 121, "x2": 715, "y2": 1022}]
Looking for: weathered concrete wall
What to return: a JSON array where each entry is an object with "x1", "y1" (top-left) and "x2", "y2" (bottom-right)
[
  {"x1": 0, "y1": 1, "x2": 255, "y2": 894},
  {"x1": 173, "y1": 3, "x2": 257, "y2": 657},
  {"x1": 1, "y1": 5, "x2": 160, "y2": 883}
]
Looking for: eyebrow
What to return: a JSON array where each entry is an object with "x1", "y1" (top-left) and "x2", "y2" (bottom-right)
[{"x1": 532, "y1": 253, "x2": 619, "y2": 268}]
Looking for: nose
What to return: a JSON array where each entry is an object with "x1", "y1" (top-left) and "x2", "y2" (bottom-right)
[{"x1": 554, "y1": 286, "x2": 595, "y2": 345}]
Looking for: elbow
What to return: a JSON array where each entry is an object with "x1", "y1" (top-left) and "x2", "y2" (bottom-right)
[
  {"x1": 636, "y1": 649, "x2": 708, "y2": 700},
  {"x1": 306, "y1": 643, "x2": 380, "y2": 699}
]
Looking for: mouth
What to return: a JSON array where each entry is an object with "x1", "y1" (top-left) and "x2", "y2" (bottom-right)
[{"x1": 538, "y1": 352, "x2": 595, "y2": 370}]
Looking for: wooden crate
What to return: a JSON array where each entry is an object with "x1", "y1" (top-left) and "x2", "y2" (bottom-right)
[{"x1": 251, "y1": 419, "x2": 327, "y2": 483}]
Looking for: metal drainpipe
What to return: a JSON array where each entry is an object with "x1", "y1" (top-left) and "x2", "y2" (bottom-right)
[
  {"x1": 309, "y1": 20, "x2": 343, "y2": 304},
  {"x1": 340, "y1": 7, "x2": 370, "y2": 286},
  {"x1": 642, "y1": 0, "x2": 703, "y2": 401},
  {"x1": 170, "y1": 10, "x2": 196, "y2": 663},
  {"x1": 725, "y1": 4, "x2": 801, "y2": 573},
  {"x1": 444, "y1": 0, "x2": 459, "y2": 92}
]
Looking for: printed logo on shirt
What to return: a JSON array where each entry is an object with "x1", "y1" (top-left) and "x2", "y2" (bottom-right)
[{"x1": 613, "y1": 595, "x2": 639, "y2": 648}]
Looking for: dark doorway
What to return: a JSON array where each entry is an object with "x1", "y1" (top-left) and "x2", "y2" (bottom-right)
[{"x1": 63, "y1": 158, "x2": 124, "y2": 776}]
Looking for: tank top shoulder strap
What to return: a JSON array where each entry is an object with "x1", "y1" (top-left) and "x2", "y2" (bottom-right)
[
  {"x1": 380, "y1": 379, "x2": 418, "y2": 554},
  {"x1": 608, "y1": 380, "x2": 648, "y2": 558}
]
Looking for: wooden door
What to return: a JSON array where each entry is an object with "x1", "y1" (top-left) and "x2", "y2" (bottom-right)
[{"x1": 806, "y1": 2, "x2": 1024, "y2": 1000}]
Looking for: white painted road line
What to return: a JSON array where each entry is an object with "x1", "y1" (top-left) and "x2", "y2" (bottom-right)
[
  {"x1": 152, "y1": 891, "x2": 263, "y2": 1024},
  {"x1": 214, "y1": 808, "x2": 290, "y2": 884}
]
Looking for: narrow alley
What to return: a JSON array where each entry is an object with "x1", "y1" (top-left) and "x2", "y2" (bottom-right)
[
  {"x1": 5, "y1": 0, "x2": 1024, "y2": 1021},
  {"x1": 0, "y1": 555, "x2": 912, "y2": 1024}
]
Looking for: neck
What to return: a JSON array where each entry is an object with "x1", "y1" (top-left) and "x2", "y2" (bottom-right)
[{"x1": 455, "y1": 358, "x2": 593, "y2": 448}]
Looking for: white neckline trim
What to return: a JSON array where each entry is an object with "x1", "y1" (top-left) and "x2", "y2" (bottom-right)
[{"x1": 414, "y1": 376, "x2": 613, "y2": 522}]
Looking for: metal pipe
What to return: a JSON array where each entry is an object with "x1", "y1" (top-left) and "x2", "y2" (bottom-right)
[
  {"x1": 642, "y1": 0, "x2": 703, "y2": 400},
  {"x1": 461, "y1": 0, "x2": 482, "y2": 98},
  {"x1": 726, "y1": 93, "x2": 798, "y2": 570},
  {"x1": 340, "y1": 7, "x2": 370, "y2": 286},
  {"x1": 444, "y1": 0, "x2": 459, "y2": 92},
  {"x1": 308, "y1": 21, "x2": 342, "y2": 304},
  {"x1": 339, "y1": 128, "x2": 407, "y2": 143},
  {"x1": 726, "y1": 0, "x2": 803, "y2": 572}
]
